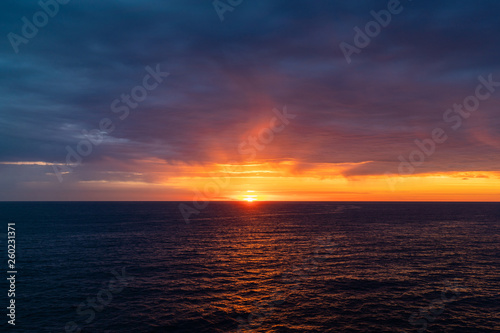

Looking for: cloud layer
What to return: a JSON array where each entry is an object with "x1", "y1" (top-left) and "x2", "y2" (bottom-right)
[{"x1": 1, "y1": 0, "x2": 500, "y2": 200}]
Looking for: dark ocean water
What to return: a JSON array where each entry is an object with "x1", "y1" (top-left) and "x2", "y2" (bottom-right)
[{"x1": 0, "y1": 202, "x2": 499, "y2": 332}]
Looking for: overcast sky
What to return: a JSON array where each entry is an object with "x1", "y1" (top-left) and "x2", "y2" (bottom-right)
[{"x1": 1, "y1": 0, "x2": 500, "y2": 201}]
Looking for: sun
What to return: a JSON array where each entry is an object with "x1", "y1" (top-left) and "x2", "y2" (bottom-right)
[{"x1": 242, "y1": 190, "x2": 258, "y2": 202}]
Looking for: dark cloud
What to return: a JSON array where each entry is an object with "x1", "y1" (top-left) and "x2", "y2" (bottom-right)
[{"x1": 1, "y1": 0, "x2": 500, "y2": 198}]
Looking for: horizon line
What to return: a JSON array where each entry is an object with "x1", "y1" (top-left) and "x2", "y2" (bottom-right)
[{"x1": 0, "y1": 200, "x2": 498, "y2": 203}]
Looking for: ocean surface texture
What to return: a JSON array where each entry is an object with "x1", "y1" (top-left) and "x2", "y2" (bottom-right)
[{"x1": 0, "y1": 202, "x2": 499, "y2": 332}]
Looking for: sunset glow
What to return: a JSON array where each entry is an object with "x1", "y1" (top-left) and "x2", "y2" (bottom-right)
[
  {"x1": 0, "y1": 155, "x2": 496, "y2": 201},
  {"x1": 20, "y1": 158, "x2": 497, "y2": 201},
  {"x1": 1, "y1": 2, "x2": 499, "y2": 203}
]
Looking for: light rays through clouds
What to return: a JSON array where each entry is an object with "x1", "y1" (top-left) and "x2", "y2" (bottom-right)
[{"x1": 1, "y1": 0, "x2": 500, "y2": 201}]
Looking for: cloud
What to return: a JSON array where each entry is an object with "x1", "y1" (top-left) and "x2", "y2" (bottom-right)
[{"x1": 1, "y1": 0, "x2": 500, "y2": 199}]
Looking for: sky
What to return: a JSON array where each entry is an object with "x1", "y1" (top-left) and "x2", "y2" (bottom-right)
[{"x1": 1, "y1": 0, "x2": 500, "y2": 201}]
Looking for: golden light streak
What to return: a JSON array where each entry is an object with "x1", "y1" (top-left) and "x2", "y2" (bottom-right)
[{"x1": 27, "y1": 157, "x2": 499, "y2": 201}]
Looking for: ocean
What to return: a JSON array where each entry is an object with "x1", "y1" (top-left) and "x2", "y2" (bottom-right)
[{"x1": 0, "y1": 202, "x2": 499, "y2": 332}]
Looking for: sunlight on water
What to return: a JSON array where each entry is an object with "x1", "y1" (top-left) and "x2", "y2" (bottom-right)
[{"x1": 0, "y1": 202, "x2": 499, "y2": 332}]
